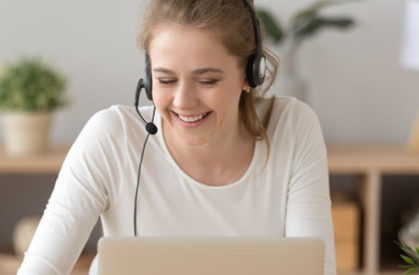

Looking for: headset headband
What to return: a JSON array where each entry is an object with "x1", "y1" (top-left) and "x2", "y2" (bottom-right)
[{"x1": 242, "y1": 0, "x2": 262, "y2": 51}]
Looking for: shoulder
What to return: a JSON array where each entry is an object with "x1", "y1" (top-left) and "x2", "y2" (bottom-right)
[
  {"x1": 71, "y1": 104, "x2": 157, "y2": 153},
  {"x1": 83, "y1": 104, "x2": 155, "y2": 136},
  {"x1": 272, "y1": 96, "x2": 318, "y2": 122},
  {"x1": 256, "y1": 96, "x2": 321, "y2": 135},
  {"x1": 65, "y1": 104, "x2": 156, "y2": 168}
]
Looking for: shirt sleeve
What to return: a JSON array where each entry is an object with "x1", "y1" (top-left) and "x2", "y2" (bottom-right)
[
  {"x1": 284, "y1": 101, "x2": 337, "y2": 275},
  {"x1": 17, "y1": 108, "x2": 126, "y2": 275}
]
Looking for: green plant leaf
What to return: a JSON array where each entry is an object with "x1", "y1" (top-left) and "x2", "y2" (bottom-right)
[
  {"x1": 291, "y1": 0, "x2": 356, "y2": 27},
  {"x1": 0, "y1": 56, "x2": 68, "y2": 111},
  {"x1": 405, "y1": 267, "x2": 419, "y2": 274},
  {"x1": 401, "y1": 255, "x2": 415, "y2": 265},
  {"x1": 293, "y1": 16, "x2": 354, "y2": 43},
  {"x1": 396, "y1": 241, "x2": 419, "y2": 273},
  {"x1": 256, "y1": 9, "x2": 285, "y2": 45},
  {"x1": 397, "y1": 241, "x2": 419, "y2": 263},
  {"x1": 291, "y1": 0, "x2": 335, "y2": 25},
  {"x1": 398, "y1": 241, "x2": 414, "y2": 254}
]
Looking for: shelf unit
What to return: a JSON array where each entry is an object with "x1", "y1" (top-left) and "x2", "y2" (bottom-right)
[
  {"x1": 1, "y1": 144, "x2": 419, "y2": 275},
  {"x1": 328, "y1": 145, "x2": 419, "y2": 275}
]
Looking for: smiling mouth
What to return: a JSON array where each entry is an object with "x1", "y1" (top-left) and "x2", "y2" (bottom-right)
[{"x1": 174, "y1": 111, "x2": 212, "y2": 123}]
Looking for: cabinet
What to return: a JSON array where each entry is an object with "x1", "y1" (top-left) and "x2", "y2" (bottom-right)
[{"x1": 1, "y1": 144, "x2": 419, "y2": 275}]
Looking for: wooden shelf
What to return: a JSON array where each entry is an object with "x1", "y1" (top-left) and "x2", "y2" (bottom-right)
[
  {"x1": 1, "y1": 144, "x2": 418, "y2": 174},
  {"x1": 0, "y1": 145, "x2": 70, "y2": 174},
  {"x1": 327, "y1": 145, "x2": 419, "y2": 173}
]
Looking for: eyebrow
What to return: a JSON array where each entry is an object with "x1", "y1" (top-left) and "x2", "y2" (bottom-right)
[{"x1": 153, "y1": 67, "x2": 224, "y2": 75}]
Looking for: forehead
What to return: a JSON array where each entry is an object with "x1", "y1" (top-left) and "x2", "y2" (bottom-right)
[{"x1": 148, "y1": 24, "x2": 240, "y2": 70}]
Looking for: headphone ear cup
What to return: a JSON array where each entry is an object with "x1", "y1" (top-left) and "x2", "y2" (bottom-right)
[
  {"x1": 144, "y1": 54, "x2": 153, "y2": 100},
  {"x1": 246, "y1": 53, "x2": 257, "y2": 88},
  {"x1": 246, "y1": 51, "x2": 266, "y2": 88}
]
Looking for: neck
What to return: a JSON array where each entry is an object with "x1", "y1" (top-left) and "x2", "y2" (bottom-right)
[{"x1": 162, "y1": 119, "x2": 254, "y2": 181}]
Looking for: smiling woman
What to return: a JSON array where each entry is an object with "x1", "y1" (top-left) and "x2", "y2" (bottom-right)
[{"x1": 17, "y1": 1, "x2": 336, "y2": 275}]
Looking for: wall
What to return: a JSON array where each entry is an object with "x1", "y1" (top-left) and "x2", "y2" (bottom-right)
[{"x1": 1, "y1": 0, "x2": 418, "y2": 144}]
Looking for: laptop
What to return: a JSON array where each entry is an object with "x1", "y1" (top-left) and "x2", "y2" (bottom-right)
[{"x1": 98, "y1": 236, "x2": 324, "y2": 275}]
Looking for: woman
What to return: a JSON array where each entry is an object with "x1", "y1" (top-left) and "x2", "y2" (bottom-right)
[{"x1": 18, "y1": 0, "x2": 336, "y2": 274}]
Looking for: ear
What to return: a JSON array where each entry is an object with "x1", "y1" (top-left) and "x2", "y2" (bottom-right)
[
  {"x1": 241, "y1": 79, "x2": 251, "y2": 91},
  {"x1": 240, "y1": 70, "x2": 249, "y2": 89}
]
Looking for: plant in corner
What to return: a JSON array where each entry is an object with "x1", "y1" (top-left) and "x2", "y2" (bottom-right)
[
  {"x1": 396, "y1": 241, "x2": 419, "y2": 274},
  {"x1": 256, "y1": 0, "x2": 356, "y2": 101},
  {"x1": 257, "y1": 0, "x2": 356, "y2": 49},
  {"x1": 0, "y1": 56, "x2": 68, "y2": 155}
]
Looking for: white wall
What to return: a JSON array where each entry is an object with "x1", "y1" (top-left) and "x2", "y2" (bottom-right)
[
  {"x1": 261, "y1": 0, "x2": 419, "y2": 144},
  {"x1": 0, "y1": 0, "x2": 418, "y2": 145}
]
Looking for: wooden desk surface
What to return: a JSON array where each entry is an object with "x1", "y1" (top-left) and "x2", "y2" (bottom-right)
[{"x1": 1, "y1": 144, "x2": 419, "y2": 174}]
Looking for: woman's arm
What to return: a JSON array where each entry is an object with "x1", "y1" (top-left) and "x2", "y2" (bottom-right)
[
  {"x1": 285, "y1": 101, "x2": 337, "y2": 275},
  {"x1": 17, "y1": 108, "x2": 126, "y2": 275}
]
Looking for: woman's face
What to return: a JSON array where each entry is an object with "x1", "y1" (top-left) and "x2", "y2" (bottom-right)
[{"x1": 149, "y1": 24, "x2": 249, "y2": 146}]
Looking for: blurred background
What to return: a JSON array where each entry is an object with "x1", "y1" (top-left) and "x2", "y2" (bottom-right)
[{"x1": 0, "y1": 0, "x2": 418, "y2": 274}]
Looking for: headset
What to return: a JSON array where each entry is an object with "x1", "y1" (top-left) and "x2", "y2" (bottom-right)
[{"x1": 133, "y1": 0, "x2": 266, "y2": 236}]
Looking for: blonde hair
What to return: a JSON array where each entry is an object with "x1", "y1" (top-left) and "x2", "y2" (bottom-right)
[{"x1": 138, "y1": 0, "x2": 279, "y2": 157}]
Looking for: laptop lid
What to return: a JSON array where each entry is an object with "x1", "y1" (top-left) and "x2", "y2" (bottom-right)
[{"x1": 98, "y1": 236, "x2": 324, "y2": 275}]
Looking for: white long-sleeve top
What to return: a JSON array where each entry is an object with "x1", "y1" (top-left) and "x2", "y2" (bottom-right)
[{"x1": 17, "y1": 96, "x2": 336, "y2": 275}]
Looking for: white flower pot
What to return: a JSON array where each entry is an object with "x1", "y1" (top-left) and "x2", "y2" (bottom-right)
[{"x1": 1, "y1": 111, "x2": 52, "y2": 155}]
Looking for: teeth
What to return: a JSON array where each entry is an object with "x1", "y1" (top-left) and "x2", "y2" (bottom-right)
[{"x1": 178, "y1": 113, "x2": 205, "y2": 122}]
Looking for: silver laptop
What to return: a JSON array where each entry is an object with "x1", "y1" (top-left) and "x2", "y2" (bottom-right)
[{"x1": 98, "y1": 236, "x2": 324, "y2": 275}]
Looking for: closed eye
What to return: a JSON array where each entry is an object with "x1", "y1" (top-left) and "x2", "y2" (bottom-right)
[
  {"x1": 158, "y1": 78, "x2": 177, "y2": 85},
  {"x1": 157, "y1": 78, "x2": 220, "y2": 86},
  {"x1": 198, "y1": 79, "x2": 219, "y2": 86}
]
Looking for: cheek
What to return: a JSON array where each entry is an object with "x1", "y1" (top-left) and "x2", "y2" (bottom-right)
[
  {"x1": 217, "y1": 81, "x2": 243, "y2": 109},
  {"x1": 210, "y1": 91, "x2": 241, "y2": 119},
  {"x1": 152, "y1": 90, "x2": 170, "y2": 115}
]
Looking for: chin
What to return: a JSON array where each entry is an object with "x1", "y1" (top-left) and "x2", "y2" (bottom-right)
[{"x1": 176, "y1": 131, "x2": 210, "y2": 146}]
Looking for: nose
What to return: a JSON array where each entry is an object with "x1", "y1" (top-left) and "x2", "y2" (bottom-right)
[{"x1": 172, "y1": 81, "x2": 199, "y2": 110}]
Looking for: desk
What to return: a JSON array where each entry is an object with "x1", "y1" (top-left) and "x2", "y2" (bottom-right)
[{"x1": 1, "y1": 144, "x2": 419, "y2": 275}]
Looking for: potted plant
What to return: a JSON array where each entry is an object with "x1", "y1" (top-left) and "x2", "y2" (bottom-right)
[
  {"x1": 256, "y1": 0, "x2": 356, "y2": 101},
  {"x1": 0, "y1": 56, "x2": 67, "y2": 155},
  {"x1": 396, "y1": 241, "x2": 419, "y2": 274}
]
